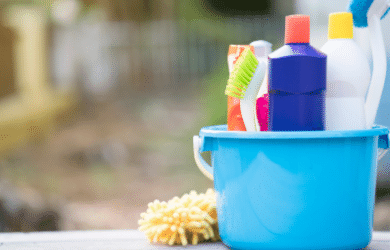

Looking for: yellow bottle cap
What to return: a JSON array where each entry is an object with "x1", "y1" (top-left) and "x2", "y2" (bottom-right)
[{"x1": 328, "y1": 12, "x2": 353, "y2": 39}]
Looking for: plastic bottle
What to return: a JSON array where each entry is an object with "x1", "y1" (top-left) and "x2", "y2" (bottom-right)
[
  {"x1": 268, "y1": 15, "x2": 327, "y2": 131},
  {"x1": 227, "y1": 45, "x2": 255, "y2": 131},
  {"x1": 250, "y1": 40, "x2": 272, "y2": 131},
  {"x1": 321, "y1": 12, "x2": 371, "y2": 130}
]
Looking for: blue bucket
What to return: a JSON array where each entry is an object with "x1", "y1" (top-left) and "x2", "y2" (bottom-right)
[{"x1": 193, "y1": 125, "x2": 390, "y2": 250}]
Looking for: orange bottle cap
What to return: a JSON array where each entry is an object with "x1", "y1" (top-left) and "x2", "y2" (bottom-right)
[{"x1": 285, "y1": 15, "x2": 310, "y2": 44}]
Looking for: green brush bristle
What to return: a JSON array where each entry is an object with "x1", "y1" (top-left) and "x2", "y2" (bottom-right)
[{"x1": 225, "y1": 48, "x2": 258, "y2": 99}]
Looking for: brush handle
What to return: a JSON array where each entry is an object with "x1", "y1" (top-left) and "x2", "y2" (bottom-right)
[
  {"x1": 240, "y1": 61, "x2": 267, "y2": 132},
  {"x1": 365, "y1": 14, "x2": 387, "y2": 129}
]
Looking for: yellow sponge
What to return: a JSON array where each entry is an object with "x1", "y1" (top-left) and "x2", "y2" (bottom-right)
[
  {"x1": 328, "y1": 12, "x2": 353, "y2": 39},
  {"x1": 138, "y1": 189, "x2": 220, "y2": 246}
]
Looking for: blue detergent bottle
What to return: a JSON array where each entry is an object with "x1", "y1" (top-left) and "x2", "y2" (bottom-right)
[{"x1": 268, "y1": 15, "x2": 327, "y2": 131}]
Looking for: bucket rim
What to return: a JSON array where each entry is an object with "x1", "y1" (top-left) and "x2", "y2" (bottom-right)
[{"x1": 199, "y1": 125, "x2": 389, "y2": 139}]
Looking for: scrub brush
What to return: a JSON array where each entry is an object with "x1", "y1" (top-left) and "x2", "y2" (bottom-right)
[
  {"x1": 349, "y1": 0, "x2": 390, "y2": 128},
  {"x1": 138, "y1": 189, "x2": 219, "y2": 246},
  {"x1": 225, "y1": 48, "x2": 267, "y2": 132}
]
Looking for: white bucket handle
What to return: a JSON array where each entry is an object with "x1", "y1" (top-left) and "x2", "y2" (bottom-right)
[
  {"x1": 193, "y1": 135, "x2": 213, "y2": 180},
  {"x1": 378, "y1": 148, "x2": 389, "y2": 161}
]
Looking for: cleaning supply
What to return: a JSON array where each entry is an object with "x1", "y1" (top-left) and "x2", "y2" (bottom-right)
[
  {"x1": 322, "y1": 12, "x2": 371, "y2": 130},
  {"x1": 225, "y1": 48, "x2": 267, "y2": 132},
  {"x1": 349, "y1": 0, "x2": 390, "y2": 129},
  {"x1": 138, "y1": 189, "x2": 219, "y2": 246},
  {"x1": 268, "y1": 15, "x2": 327, "y2": 131},
  {"x1": 193, "y1": 125, "x2": 389, "y2": 249},
  {"x1": 250, "y1": 40, "x2": 272, "y2": 131},
  {"x1": 227, "y1": 45, "x2": 255, "y2": 131},
  {"x1": 256, "y1": 94, "x2": 269, "y2": 131}
]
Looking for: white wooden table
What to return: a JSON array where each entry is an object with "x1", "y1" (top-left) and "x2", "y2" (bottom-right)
[{"x1": 0, "y1": 230, "x2": 390, "y2": 249}]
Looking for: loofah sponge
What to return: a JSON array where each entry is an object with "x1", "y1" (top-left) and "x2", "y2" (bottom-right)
[{"x1": 138, "y1": 189, "x2": 220, "y2": 246}]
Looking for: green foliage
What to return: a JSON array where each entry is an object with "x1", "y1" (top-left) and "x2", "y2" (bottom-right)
[
  {"x1": 199, "y1": 58, "x2": 229, "y2": 126},
  {"x1": 176, "y1": 0, "x2": 225, "y2": 21}
]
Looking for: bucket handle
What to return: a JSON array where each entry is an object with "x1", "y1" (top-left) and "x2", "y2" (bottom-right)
[
  {"x1": 378, "y1": 132, "x2": 390, "y2": 161},
  {"x1": 193, "y1": 135, "x2": 213, "y2": 180},
  {"x1": 378, "y1": 149, "x2": 389, "y2": 161}
]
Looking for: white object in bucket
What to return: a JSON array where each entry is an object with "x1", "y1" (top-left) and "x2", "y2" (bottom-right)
[
  {"x1": 240, "y1": 61, "x2": 267, "y2": 132},
  {"x1": 322, "y1": 12, "x2": 371, "y2": 130},
  {"x1": 250, "y1": 40, "x2": 272, "y2": 100},
  {"x1": 250, "y1": 40, "x2": 272, "y2": 131}
]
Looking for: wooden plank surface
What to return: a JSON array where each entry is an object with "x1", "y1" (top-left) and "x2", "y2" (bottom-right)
[
  {"x1": 0, "y1": 230, "x2": 389, "y2": 249},
  {"x1": 0, "y1": 230, "x2": 226, "y2": 250}
]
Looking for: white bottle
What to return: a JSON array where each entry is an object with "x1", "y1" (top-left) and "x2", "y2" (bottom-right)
[
  {"x1": 250, "y1": 40, "x2": 272, "y2": 131},
  {"x1": 321, "y1": 12, "x2": 371, "y2": 130},
  {"x1": 249, "y1": 40, "x2": 272, "y2": 99}
]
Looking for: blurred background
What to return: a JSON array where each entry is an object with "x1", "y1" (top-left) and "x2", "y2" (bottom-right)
[{"x1": 1, "y1": 0, "x2": 390, "y2": 232}]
